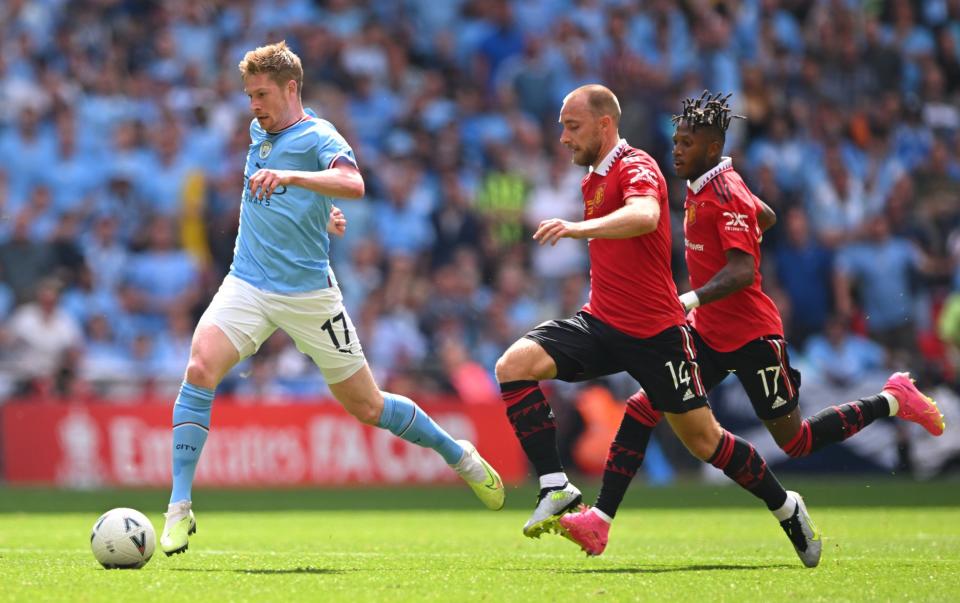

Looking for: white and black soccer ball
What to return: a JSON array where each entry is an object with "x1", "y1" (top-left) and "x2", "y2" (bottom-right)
[{"x1": 90, "y1": 508, "x2": 156, "y2": 569}]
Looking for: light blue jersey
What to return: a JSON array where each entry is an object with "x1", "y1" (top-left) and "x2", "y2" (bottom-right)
[{"x1": 229, "y1": 109, "x2": 356, "y2": 293}]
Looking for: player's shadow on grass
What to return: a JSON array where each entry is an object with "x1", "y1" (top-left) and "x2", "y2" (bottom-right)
[
  {"x1": 561, "y1": 563, "x2": 794, "y2": 574},
  {"x1": 170, "y1": 567, "x2": 346, "y2": 575}
]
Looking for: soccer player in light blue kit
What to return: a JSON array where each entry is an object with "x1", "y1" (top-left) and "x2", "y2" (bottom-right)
[{"x1": 160, "y1": 41, "x2": 505, "y2": 555}]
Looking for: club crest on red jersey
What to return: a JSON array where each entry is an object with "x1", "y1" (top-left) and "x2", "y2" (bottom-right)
[
  {"x1": 586, "y1": 183, "x2": 606, "y2": 218},
  {"x1": 686, "y1": 203, "x2": 696, "y2": 225}
]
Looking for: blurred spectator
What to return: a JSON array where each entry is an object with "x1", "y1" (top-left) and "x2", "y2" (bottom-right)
[
  {"x1": 60, "y1": 265, "x2": 121, "y2": 328},
  {"x1": 774, "y1": 206, "x2": 833, "y2": 346},
  {"x1": 806, "y1": 146, "x2": 875, "y2": 247},
  {"x1": 47, "y1": 111, "x2": 101, "y2": 214},
  {"x1": 138, "y1": 123, "x2": 195, "y2": 216},
  {"x1": 1, "y1": 277, "x2": 82, "y2": 396},
  {"x1": 474, "y1": 144, "x2": 529, "y2": 251},
  {"x1": 498, "y1": 36, "x2": 557, "y2": 120},
  {"x1": 150, "y1": 308, "x2": 194, "y2": 388},
  {"x1": 79, "y1": 314, "x2": 133, "y2": 397},
  {"x1": 372, "y1": 164, "x2": 435, "y2": 256},
  {"x1": 745, "y1": 113, "x2": 808, "y2": 195},
  {"x1": 0, "y1": 264, "x2": 13, "y2": 321},
  {"x1": 834, "y1": 214, "x2": 926, "y2": 361},
  {"x1": 439, "y1": 337, "x2": 498, "y2": 405},
  {"x1": 474, "y1": 301, "x2": 518, "y2": 380},
  {"x1": 430, "y1": 171, "x2": 484, "y2": 268},
  {"x1": 122, "y1": 215, "x2": 201, "y2": 332},
  {"x1": 525, "y1": 155, "x2": 588, "y2": 285},
  {"x1": 934, "y1": 26, "x2": 960, "y2": 96},
  {"x1": 0, "y1": 106, "x2": 54, "y2": 200},
  {"x1": 19, "y1": 184, "x2": 59, "y2": 242},
  {"x1": 81, "y1": 214, "x2": 128, "y2": 292},
  {"x1": 491, "y1": 262, "x2": 542, "y2": 334},
  {"x1": 477, "y1": 0, "x2": 525, "y2": 90},
  {"x1": 0, "y1": 211, "x2": 54, "y2": 303},
  {"x1": 421, "y1": 260, "x2": 484, "y2": 347},
  {"x1": 49, "y1": 211, "x2": 86, "y2": 287},
  {"x1": 805, "y1": 314, "x2": 887, "y2": 388},
  {"x1": 912, "y1": 139, "x2": 960, "y2": 283}
]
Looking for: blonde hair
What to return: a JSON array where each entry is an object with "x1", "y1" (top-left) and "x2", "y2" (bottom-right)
[{"x1": 238, "y1": 40, "x2": 304, "y2": 96}]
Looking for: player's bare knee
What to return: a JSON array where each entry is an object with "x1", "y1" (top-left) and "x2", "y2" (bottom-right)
[
  {"x1": 184, "y1": 356, "x2": 218, "y2": 389},
  {"x1": 347, "y1": 401, "x2": 381, "y2": 426},
  {"x1": 337, "y1": 390, "x2": 383, "y2": 425},
  {"x1": 495, "y1": 340, "x2": 554, "y2": 383},
  {"x1": 495, "y1": 349, "x2": 532, "y2": 383},
  {"x1": 686, "y1": 435, "x2": 718, "y2": 461},
  {"x1": 765, "y1": 413, "x2": 803, "y2": 454},
  {"x1": 494, "y1": 353, "x2": 518, "y2": 383},
  {"x1": 680, "y1": 426, "x2": 723, "y2": 461}
]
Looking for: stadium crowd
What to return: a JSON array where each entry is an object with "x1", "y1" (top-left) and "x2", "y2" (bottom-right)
[{"x1": 0, "y1": 0, "x2": 958, "y2": 422}]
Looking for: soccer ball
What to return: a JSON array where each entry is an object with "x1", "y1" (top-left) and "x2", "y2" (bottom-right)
[{"x1": 90, "y1": 508, "x2": 156, "y2": 569}]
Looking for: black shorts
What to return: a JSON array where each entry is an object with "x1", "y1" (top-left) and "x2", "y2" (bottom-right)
[
  {"x1": 692, "y1": 329, "x2": 802, "y2": 420},
  {"x1": 523, "y1": 311, "x2": 708, "y2": 414}
]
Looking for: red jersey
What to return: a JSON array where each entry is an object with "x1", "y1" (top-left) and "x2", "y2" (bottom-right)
[
  {"x1": 683, "y1": 158, "x2": 783, "y2": 352},
  {"x1": 581, "y1": 140, "x2": 685, "y2": 339}
]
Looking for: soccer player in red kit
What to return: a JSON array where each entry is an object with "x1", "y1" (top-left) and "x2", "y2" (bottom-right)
[
  {"x1": 495, "y1": 85, "x2": 818, "y2": 565},
  {"x1": 560, "y1": 92, "x2": 945, "y2": 562}
]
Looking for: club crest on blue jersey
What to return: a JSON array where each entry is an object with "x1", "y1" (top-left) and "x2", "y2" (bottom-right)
[{"x1": 259, "y1": 141, "x2": 272, "y2": 159}]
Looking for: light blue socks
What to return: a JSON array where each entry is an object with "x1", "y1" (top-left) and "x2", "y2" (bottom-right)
[
  {"x1": 170, "y1": 381, "x2": 215, "y2": 503},
  {"x1": 378, "y1": 392, "x2": 464, "y2": 464}
]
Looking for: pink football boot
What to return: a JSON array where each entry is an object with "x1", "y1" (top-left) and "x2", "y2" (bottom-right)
[
  {"x1": 884, "y1": 372, "x2": 945, "y2": 436},
  {"x1": 558, "y1": 507, "x2": 610, "y2": 556}
]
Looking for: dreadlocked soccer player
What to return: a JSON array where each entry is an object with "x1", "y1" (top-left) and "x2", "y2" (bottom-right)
[{"x1": 558, "y1": 91, "x2": 946, "y2": 558}]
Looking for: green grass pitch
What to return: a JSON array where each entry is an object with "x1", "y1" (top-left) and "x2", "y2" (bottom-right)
[{"x1": 1, "y1": 480, "x2": 958, "y2": 602}]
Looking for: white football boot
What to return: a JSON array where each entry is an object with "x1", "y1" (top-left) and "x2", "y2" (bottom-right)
[
  {"x1": 523, "y1": 482, "x2": 582, "y2": 538},
  {"x1": 779, "y1": 491, "x2": 822, "y2": 568}
]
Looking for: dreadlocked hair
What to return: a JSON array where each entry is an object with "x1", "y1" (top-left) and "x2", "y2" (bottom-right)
[{"x1": 671, "y1": 90, "x2": 744, "y2": 133}]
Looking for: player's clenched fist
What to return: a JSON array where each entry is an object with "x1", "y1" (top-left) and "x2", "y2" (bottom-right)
[
  {"x1": 328, "y1": 205, "x2": 347, "y2": 237},
  {"x1": 248, "y1": 168, "x2": 290, "y2": 200},
  {"x1": 533, "y1": 218, "x2": 584, "y2": 245}
]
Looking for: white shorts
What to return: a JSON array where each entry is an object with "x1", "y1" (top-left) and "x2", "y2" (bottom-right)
[{"x1": 198, "y1": 275, "x2": 366, "y2": 384}]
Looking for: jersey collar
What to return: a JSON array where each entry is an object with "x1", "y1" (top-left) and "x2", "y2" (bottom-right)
[
  {"x1": 268, "y1": 109, "x2": 316, "y2": 135},
  {"x1": 687, "y1": 157, "x2": 733, "y2": 194},
  {"x1": 590, "y1": 138, "x2": 628, "y2": 176}
]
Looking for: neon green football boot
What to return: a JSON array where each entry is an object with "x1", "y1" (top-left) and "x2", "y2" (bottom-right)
[
  {"x1": 454, "y1": 440, "x2": 506, "y2": 511},
  {"x1": 161, "y1": 500, "x2": 197, "y2": 556}
]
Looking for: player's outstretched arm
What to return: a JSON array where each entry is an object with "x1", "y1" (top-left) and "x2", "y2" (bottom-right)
[
  {"x1": 286, "y1": 163, "x2": 365, "y2": 199},
  {"x1": 248, "y1": 162, "x2": 365, "y2": 201},
  {"x1": 681, "y1": 248, "x2": 754, "y2": 310},
  {"x1": 533, "y1": 195, "x2": 659, "y2": 245}
]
